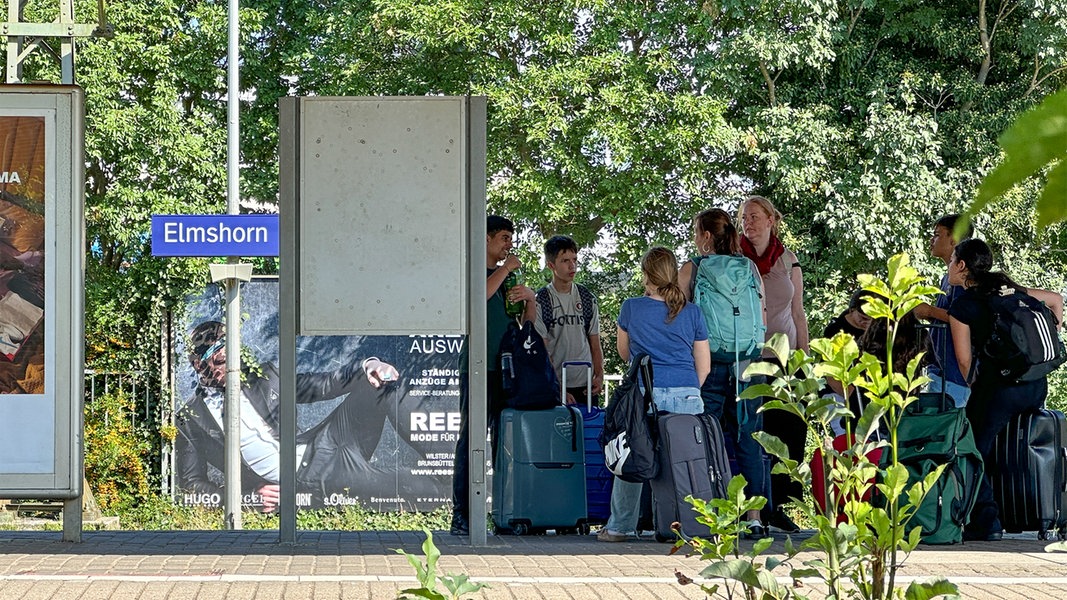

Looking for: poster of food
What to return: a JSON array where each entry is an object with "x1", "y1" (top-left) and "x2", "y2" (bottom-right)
[{"x1": 174, "y1": 279, "x2": 463, "y2": 512}]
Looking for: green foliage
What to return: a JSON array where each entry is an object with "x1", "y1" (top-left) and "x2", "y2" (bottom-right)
[
  {"x1": 393, "y1": 529, "x2": 489, "y2": 600},
  {"x1": 84, "y1": 390, "x2": 153, "y2": 510},
  {"x1": 680, "y1": 476, "x2": 788, "y2": 600},
  {"x1": 966, "y1": 87, "x2": 1067, "y2": 231},
  {"x1": 680, "y1": 253, "x2": 960, "y2": 600},
  {"x1": 115, "y1": 499, "x2": 453, "y2": 531}
]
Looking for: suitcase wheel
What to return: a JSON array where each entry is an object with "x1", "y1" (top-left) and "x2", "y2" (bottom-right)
[
  {"x1": 512, "y1": 521, "x2": 530, "y2": 536},
  {"x1": 1040, "y1": 529, "x2": 1056, "y2": 541}
]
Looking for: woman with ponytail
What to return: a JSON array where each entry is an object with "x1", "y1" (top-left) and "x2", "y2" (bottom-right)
[
  {"x1": 948, "y1": 238, "x2": 1063, "y2": 541},
  {"x1": 598, "y1": 246, "x2": 710, "y2": 542},
  {"x1": 680, "y1": 208, "x2": 768, "y2": 537}
]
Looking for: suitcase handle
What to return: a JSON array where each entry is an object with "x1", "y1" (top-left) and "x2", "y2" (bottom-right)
[
  {"x1": 1062, "y1": 446, "x2": 1067, "y2": 493},
  {"x1": 562, "y1": 360, "x2": 594, "y2": 409}
]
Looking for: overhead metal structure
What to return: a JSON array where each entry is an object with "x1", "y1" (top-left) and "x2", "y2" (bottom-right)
[{"x1": 4, "y1": 0, "x2": 113, "y2": 85}]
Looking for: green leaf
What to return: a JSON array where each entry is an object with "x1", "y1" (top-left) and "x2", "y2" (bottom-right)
[
  {"x1": 1037, "y1": 159, "x2": 1067, "y2": 230},
  {"x1": 441, "y1": 574, "x2": 490, "y2": 596},
  {"x1": 974, "y1": 88, "x2": 1067, "y2": 210},
  {"x1": 701, "y1": 559, "x2": 760, "y2": 587},
  {"x1": 751, "y1": 536, "x2": 774, "y2": 554},
  {"x1": 739, "y1": 383, "x2": 778, "y2": 400},
  {"x1": 766, "y1": 332, "x2": 791, "y2": 366},
  {"x1": 904, "y1": 577, "x2": 960, "y2": 600},
  {"x1": 753, "y1": 431, "x2": 790, "y2": 463},
  {"x1": 396, "y1": 588, "x2": 447, "y2": 600}
]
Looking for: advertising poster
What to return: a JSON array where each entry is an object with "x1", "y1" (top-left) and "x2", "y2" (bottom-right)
[
  {"x1": 0, "y1": 116, "x2": 47, "y2": 394},
  {"x1": 0, "y1": 114, "x2": 51, "y2": 477},
  {"x1": 174, "y1": 279, "x2": 463, "y2": 512}
]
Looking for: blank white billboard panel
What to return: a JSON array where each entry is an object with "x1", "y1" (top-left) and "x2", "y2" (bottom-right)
[{"x1": 296, "y1": 97, "x2": 477, "y2": 335}]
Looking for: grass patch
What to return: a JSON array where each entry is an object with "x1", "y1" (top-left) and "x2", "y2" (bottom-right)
[{"x1": 117, "y1": 495, "x2": 453, "y2": 531}]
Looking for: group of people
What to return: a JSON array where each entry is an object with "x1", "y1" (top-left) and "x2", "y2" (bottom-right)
[
  {"x1": 452, "y1": 203, "x2": 1064, "y2": 545},
  {"x1": 450, "y1": 197, "x2": 809, "y2": 538}
]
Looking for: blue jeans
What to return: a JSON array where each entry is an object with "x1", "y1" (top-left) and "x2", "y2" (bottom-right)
[
  {"x1": 926, "y1": 371, "x2": 971, "y2": 408},
  {"x1": 605, "y1": 386, "x2": 701, "y2": 534},
  {"x1": 701, "y1": 362, "x2": 766, "y2": 500}
]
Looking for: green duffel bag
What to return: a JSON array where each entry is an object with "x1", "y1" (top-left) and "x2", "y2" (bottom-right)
[{"x1": 885, "y1": 393, "x2": 984, "y2": 545}]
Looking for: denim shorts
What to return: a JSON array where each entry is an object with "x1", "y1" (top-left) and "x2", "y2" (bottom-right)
[{"x1": 650, "y1": 386, "x2": 703, "y2": 415}]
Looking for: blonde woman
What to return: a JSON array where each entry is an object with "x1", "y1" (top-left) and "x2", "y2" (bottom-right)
[
  {"x1": 739, "y1": 195, "x2": 809, "y2": 533},
  {"x1": 598, "y1": 247, "x2": 710, "y2": 542}
]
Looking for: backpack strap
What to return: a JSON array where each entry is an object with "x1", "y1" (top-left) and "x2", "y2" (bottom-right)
[
  {"x1": 576, "y1": 284, "x2": 596, "y2": 337},
  {"x1": 688, "y1": 256, "x2": 703, "y2": 300},
  {"x1": 535, "y1": 287, "x2": 554, "y2": 333}
]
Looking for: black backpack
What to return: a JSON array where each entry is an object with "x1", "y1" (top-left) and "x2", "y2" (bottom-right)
[
  {"x1": 500, "y1": 320, "x2": 560, "y2": 410},
  {"x1": 981, "y1": 286, "x2": 1066, "y2": 383},
  {"x1": 598, "y1": 355, "x2": 659, "y2": 483}
]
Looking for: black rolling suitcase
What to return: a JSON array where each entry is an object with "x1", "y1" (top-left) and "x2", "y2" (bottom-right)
[
  {"x1": 648, "y1": 413, "x2": 731, "y2": 542},
  {"x1": 989, "y1": 408, "x2": 1067, "y2": 540}
]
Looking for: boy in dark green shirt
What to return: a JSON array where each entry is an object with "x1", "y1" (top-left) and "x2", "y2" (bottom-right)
[{"x1": 450, "y1": 215, "x2": 537, "y2": 536}]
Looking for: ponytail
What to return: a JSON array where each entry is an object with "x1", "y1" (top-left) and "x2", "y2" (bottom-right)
[
  {"x1": 641, "y1": 246, "x2": 686, "y2": 322},
  {"x1": 953, "y1": 239, "x2": 1024, "y2": 295}
]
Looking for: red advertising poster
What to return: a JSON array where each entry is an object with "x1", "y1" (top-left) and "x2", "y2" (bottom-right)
[
  {"x1": 174, "y1": 280, "x2": 462, "y2": 512},
  {"x1": 0, "y1": 117, "x2": 47, "y2": 394}
]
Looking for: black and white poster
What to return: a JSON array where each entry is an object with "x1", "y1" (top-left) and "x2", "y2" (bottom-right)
[{"x1": 174, "y1": 279, "x2": 463, "y2": 512}]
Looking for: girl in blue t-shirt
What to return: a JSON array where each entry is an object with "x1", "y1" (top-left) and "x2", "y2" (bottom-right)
[{"x1": 598, "y1": 246, "x2": 710, "y2": 542}]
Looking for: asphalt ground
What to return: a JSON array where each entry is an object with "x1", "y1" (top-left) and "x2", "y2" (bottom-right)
[{"x1": 2, "y1": 528, "x2": 1066, "y2": 599}]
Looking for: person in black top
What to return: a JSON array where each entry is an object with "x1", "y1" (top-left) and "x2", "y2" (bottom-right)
[
  {"x1": 947, "y1": 239, "x2": 1063, "y2": 541},
  {"x1": 823, "y1": 288, "x2": 876, "y2": 340}
]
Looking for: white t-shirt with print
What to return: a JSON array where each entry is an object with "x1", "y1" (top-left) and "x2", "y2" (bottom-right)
[{"x1": 533, "y1": 284, "x2": 600, "y2": 388}]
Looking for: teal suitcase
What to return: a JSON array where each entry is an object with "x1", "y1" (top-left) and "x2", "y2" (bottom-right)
[{"x1": 492, "y1": 406, "x2": 588, "y2": 535}]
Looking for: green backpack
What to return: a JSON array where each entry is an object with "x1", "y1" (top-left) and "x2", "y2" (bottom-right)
[
  {"x1": 690, "y1": 255, "x2": 765, "y2": 362},
  {"x1": 886, "y1": 393, "x2": 984, "y2": 545}
]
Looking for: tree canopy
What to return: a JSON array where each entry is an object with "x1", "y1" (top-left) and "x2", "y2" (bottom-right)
[{"x1": 13, "y1": 0, "x2": 1067, "y2": 379}]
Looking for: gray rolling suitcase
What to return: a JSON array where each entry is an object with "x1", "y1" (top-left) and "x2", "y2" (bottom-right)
[
  {"x1": 492, "y1": 406, "x2": 588, "y2": 535},
  {"x1": 649, "y1": 413, "x2": 731, "y2": 542},
  {"x1": 989, "y1": 408, "x2": 1067, "y2": 540}
]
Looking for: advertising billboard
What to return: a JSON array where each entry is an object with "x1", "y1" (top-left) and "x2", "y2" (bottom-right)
[
  {"x1": 174, "y1": 279, "x2": 462, "y2": 512},
  {"x1": 0, "y1": 87, "x2": 82, "y2": 498}
]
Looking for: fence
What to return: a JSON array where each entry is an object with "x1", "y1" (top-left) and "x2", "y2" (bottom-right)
[{"x1": 83, "y1": 370, "x2": 170, "y2": 495}]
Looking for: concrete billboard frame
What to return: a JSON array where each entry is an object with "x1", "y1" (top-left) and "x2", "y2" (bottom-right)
[
  {"x1": 278, "y1": 96, "x2": 488, "y2": 545},
  {"x1": 0, "y1": 86, "x2": 86, "y2": 540}
]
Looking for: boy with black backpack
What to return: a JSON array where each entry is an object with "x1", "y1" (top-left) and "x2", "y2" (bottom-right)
[
  {"x1": 450, "y1": 215, "x2": 537, "y2": 536},
  {"x1": 534, "y1": 235, "x2": 604, "y2": 406}
]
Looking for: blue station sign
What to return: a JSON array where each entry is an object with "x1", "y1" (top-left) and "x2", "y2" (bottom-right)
[{"x1": 151, "y1": 214, "x2": 280, "y2": 257}]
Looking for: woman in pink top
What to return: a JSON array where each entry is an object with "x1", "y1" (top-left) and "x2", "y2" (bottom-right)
[{"x1": 739, "y1": 195, "x2": 809, "y2": 533}]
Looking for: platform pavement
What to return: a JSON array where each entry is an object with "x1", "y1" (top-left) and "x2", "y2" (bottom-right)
[{"x1": 2, "y1": 529, "x2": 1066, "y2": 599}]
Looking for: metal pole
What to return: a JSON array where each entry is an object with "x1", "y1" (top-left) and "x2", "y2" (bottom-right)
[
  {"x1": 5, "y1": 1, "x2": 23, "y2": 83},
  {"x1": 59, "y1": 0, "x2": 74, "y2": 84},
  {"x1": 222, "y1": 0, "x2": 243, "y2": 530}
]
